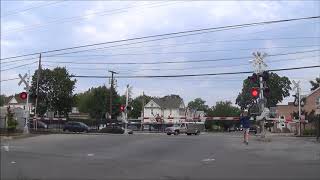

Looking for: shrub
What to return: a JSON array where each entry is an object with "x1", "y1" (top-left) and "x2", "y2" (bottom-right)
[{"x1": 302, "y1": 129, "x2": 316, "y2": 136}]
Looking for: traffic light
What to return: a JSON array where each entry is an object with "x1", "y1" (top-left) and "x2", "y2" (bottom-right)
[
  {"x1": 19, "y1": 92, "x2": 27, "y2": 100},
  {"x1": 248, "y1": 73, "x2": 258, "y2": 83},
  {"x1": 120, "y1": 105, "x2": 125, "y2": 112},
  {"x1": 262, "y1": 71, "x2": 269, "y2": 81},
  {"x1": 264, "y1": 87, "x2": 270, "y2": 97},
  {"x1": 251, "y1": 87, "x2": 259, "y2": 98},
  {"x1": 126, "y1": 106, "x2": 133, "y2": 111}
]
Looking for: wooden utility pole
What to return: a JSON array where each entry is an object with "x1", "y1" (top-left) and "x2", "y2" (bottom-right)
[
  {"x1": 34, "y1": 53, "x2": 42, "y2": 129},
  {"x1": 141, "y1": 91, "x2": 145, "y2": 131},
  {"x1": 109, "y1": 70, "x2": 118, "y2": 119}
]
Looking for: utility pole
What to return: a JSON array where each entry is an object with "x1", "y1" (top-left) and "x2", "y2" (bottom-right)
[
  {"x1": 124, "y1": 84, "x2": 129, "y2": 133},
  {"x1": 141, "y1": 91, "x2": 145, "y2": 131},
  {"x1": 251, "y1": 52, "x2": 268, "y2": 138},
  {"x1": 108, "y1": 70, "x2": 118, "y2": 119},
  {"x1": 24, "y1": 71, "x2": 31, "y2": 134},
  {"x1": 34, "y1": 53, "x2": 42, "y2": 130},
  {"x1": 293, "y1": 80, "x2": 302, "y2": 136}
]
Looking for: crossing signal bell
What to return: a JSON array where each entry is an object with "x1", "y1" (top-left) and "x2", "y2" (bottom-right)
[
  {"x1": 19, "y1": 92, "x2": 27, "y2": 100},
  {"x1": 251, "y1": 88, "x2": 259, "y2": 98}
]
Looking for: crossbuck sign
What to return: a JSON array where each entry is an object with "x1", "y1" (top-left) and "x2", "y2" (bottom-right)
[{"x1": 18, "y1": 73, "x2": 29, "y2": 90}]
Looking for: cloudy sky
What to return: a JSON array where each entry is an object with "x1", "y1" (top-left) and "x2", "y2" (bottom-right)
[{"x1": 1, "y1": 0, "x2": 320, "y2": 107}]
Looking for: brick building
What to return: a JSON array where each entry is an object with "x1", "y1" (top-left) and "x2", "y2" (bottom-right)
[{"x1": 275, "y1": 87, "x2": 320, "y2": 132}]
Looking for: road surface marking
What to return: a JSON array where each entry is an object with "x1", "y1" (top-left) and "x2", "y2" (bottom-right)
[
  {"x1": 11, "y1": 161, "x2": 16, "y2": 164},
  {"x1": 202, "y1": 158, "x2": 215, "y2": 162},
  {"x1": 87, "y1": 153, "x2": 94, "y2": 157}
]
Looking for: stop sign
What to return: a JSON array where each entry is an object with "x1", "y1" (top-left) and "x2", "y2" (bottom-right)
[{"x1": 19, "y1": 92, "x2": 27, "y2": 100}]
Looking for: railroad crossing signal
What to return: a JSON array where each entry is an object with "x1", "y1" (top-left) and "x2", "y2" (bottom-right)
[
  {"x1": 19, "y1": 92, "x2": 28, "y2": 100},
  {"x1": 18, "y1": 73, "x2": 28, "y2": 87},
  {"x1": 251, "y1": 87, "x2": 259, "y2": 98}
]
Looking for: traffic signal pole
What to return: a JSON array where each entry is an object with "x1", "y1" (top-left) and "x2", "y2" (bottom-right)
[
  {"x1": 108, "y1": 71, "x2": 118, "y2": 119},
  {"x1": 259, "y1": 76, "x2": 266, "y2": 138},
  {"x1": 251, "y1": 52, "x2": 268, "y2": 138},
  {"x1": 125, "y1": 84, "x2": 129, "y2": 134}
]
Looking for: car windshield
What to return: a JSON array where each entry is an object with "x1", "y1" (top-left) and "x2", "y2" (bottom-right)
[{"x1": 2, "y1": 1, "x2": 319, "y2": 180}]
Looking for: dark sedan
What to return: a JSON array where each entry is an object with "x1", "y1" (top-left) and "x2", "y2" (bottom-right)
[{"x1": 63, "y1": 121, "x2": 89, "y2": 133}]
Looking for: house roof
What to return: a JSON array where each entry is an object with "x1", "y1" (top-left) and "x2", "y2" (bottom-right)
[
  {"x1": 307, "y1": 86, "x2": 320, "y2": 97},
  {"x1": 151, "y1": 95, "x2": 183, "y2": 109},
  {"x1": 5, "y1": 95, "x2": 27, "y2": 104}
]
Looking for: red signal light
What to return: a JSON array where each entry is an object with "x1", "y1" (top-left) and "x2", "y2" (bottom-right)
[
  {"x1": 120, "y1": 105, "x2": 125, "y2": 112},
  {"x1": 251, "y1": 88, "x2": 259, "y2": 98},
  {"x1": 19, "y1": 92, "x2": 27, "y2": 100}
]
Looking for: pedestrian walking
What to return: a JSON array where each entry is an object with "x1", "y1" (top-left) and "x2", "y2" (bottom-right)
[{"x1": 240, "y1": 110, "x2": 250, "y2": 145}]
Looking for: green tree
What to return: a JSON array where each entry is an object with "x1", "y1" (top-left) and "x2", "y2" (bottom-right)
[
  {"x1": 75, "y1": 86, "x2": 121, "y2": 119},
  {"x1": 236, "y1": 72, "x2": 291, "y2": 110},
  {"x1": 0, "y1": 94, "x2": 6, "y2": 106},
  {"x1": 30, "y1": 67, "x2": 76, "y2": 117},
  {"x1": 310, "y1": 77, "x2": 320, "y2": 91},
  {"x1": 6, "y1": 107, "x2": 18, "y2": 131},
  {"x1": 128, "y1": 94, "x2": 152, "y2": 118},
  {"x1": 207, "y1": 101, "x2": 241, "y2": 117},
  {"x1": 206, "y1": 101, "x2": 241, "y2": 130},
  {"x1": 187, "y1": 98, "x2": 209, "y2": 112}
]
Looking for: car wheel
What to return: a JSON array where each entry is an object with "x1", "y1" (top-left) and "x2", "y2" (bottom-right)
[
  {"x1": 187, "y1": 133, "x2": 191, "y2": 136},
  {"x1": 167, "y1": 133, "x2": 171, "y2": 135},
  {"x1": 174, "y1": 131, "x2": 179, "y2": 135}
]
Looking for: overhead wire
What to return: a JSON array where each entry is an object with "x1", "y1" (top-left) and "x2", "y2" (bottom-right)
[
  {"x1": 1, "y1": 1, "x2": 64, "y2": 18},
  {"x1": 42, "y1": 49, "x2": 320, "y2": 65},
  {"x1": 41, "y1": 55, "x2": 320, "y2": 72},
  {"x1": 2, "y1": 15, "x2": 319, "y2": 61},
  {"x1": 69, "y1": 65, "x2": 320, "y2": 79},
  {"x1": 2, "y1": 1, "x2": 177, "y2": 33}
]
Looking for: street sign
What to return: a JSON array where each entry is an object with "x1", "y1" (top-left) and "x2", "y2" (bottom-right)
[{"x1": 18, "y1": 73, "x2": 28, "y2": 86}]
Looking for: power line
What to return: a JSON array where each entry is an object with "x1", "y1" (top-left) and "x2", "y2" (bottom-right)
[
  {"x1": 69, "y1": 65, "x2": 320, "y2": 79},
  {"x1": 1, "y1": 1, "x2": 64, "y2": 18},
  {"x1": 43, "y1": 49, "x2": 320, "y2": 65},
  {"x1": 0, "y1": 61, "x2": 38, "y2": 72},
  {"x1": 2, "y1": 35, "x2": 319, "y2": 65},
  {"x1": 51, "y1": 37, "x2": 320, "y2": 56},
  {"x1": 2, "y1": 15, "x2": 319, "y2": 61},
  {"x1": 42, "y1": 55, "x2": 319, "y2": 72},
  {"x1": 0, "y1": 77, "x2": 20, "y2": 82},
  {"x1": 2, "y1": 1, "x2": 176, "y2": 33},
  {"x1": 48, "y1": 44, "x2": 320, "y2": 58}
]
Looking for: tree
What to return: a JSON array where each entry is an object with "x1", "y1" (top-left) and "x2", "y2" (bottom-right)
[
  {"x1": 128, "y1": 94, "x2": 152, "y2": 118},
  {"x1": 0, "y1": 95, "x2": 6, "y2": 106},
  {"x1": 206, "y1": 101, "x2": 241, "y2": 130},
  {"x1": 6, "y1": 107, "x2": 18, "y2": 131},
  {"x1": 75, "y1": 86, "x2": 122, "y2": 119},
  {"x1": 207, "y1": 101, "x2": 241, "y2": 117},
  {"x1": 310, "y1": 77, "x2": 320, "y2": 91},
  {"x1": 187, "y1": 98, "x2": 209, "y2": 112},
  {"x1": 29, "y1": 67, "x2": 76, "y2": 117},
  {"x1": 236, "y1": 72, "x2": 291, "y2": 110}
]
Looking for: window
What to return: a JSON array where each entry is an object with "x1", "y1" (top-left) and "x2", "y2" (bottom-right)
[{"x1": 316, "y1": 96, "x2": 320, "y2": 106}]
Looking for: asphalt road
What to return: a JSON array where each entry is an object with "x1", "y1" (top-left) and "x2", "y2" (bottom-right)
[{"x1": 1, "y1": 133, "x2": 320, "y2": 180}]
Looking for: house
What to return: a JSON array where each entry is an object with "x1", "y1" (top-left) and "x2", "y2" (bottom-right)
[
  {"x1": 143, "y1": 95, "x2": 186, "y2": 124},
  {"x1": 275, "y1": 87, "x2": 320, "y2": 132},
  {"x1": 2, "y1": 95, "x2": 33, "y2": 114}
]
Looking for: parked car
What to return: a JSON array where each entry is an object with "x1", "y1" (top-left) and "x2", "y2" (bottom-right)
[
  {"x1": 228, "y1": 127, "x2": 237, "y2": 132},
  {"x1": 29, "y1": 121, "x2": 48, "y2": 129},
  {"x1": 99, "y1": 126, "x2": 133, "y2": 134},
  {"x1": 186, "y1": 123, "x2": 203, "y2": 135},
  {"x1": 249, "y1": 126, "x2": 258, "y2": 134},
  {"x1": 165, "y1": 123, "x2": 187, "y2": 135},
  {"x1": 63, "y1": 121, "x2": 89, "y2": 133}
]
